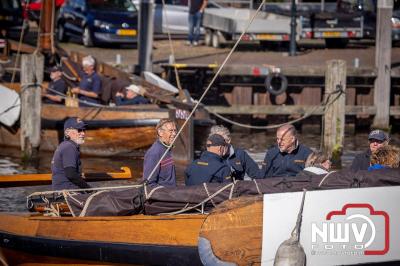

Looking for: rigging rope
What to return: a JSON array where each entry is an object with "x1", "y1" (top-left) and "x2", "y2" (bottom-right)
[{"x1": 144, "y1": 0, "x2": 268, "y2": 183}]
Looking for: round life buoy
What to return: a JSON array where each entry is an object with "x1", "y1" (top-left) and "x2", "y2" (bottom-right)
[{"x1": 264, "y1": 73, "x2": 288, "y2": 96}]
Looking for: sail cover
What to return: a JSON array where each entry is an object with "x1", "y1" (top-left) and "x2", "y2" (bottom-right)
[
  {"x1": 61, "y1": 169, "x2": 400, "y2": 217},
  {"x1": 0, "y1": 84, "x2": 20, "y2": 127}
]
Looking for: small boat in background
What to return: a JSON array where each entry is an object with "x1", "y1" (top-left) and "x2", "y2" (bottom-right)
[{"x1": 0, "y1": 49, "x2": 213, "y2": 158}]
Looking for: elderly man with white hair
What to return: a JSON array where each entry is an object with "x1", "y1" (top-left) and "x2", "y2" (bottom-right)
[
  {"x1": 71, "y1": 55, "x2": 102, "y2": 106},
  {"x1": 115, "y1": 84, "x2": 150, "y2": 105}
]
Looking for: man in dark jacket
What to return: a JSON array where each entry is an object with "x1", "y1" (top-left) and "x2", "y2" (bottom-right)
[
  {"x1": 143, "y1": 119, "x2": 177, "y2": 187},
  {"x1": 210, "y1": 125, "x2": 261, "y2": 180},
  {"x1": 260, "y1": 124, "x2": 312, "y2": 178},
  {"x1": 115, "y1": 84, "x2": 150, "y2": 106},
  {"x1": 51, "y1": 117, "x2": 90, "y2": 190},
  {"x1": 350, "y1": 129, "x2": 389, "y2": 171},
  {"x1": 42, "y1": 66, "x2": 67, "y2": 104},
  {"x1": 185, "y1": 134, "x2": 232, "y2": 186}
]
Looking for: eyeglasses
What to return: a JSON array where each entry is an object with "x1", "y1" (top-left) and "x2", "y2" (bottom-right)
[
  {"x1": 77, "y1": 129, "x2": 86, "y2": 133},
  {"x1": 369, "y1": 139, "x2": 385, "y2": 144},
  {"x1": 162, "y1": 127, "x2": 177, "y2": 133}
]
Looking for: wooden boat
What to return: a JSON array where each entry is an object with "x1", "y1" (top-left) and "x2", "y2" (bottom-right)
[
  {"x1": 1, "y1": 185, "x2": 400, "y2": 266},
  {"x1": 0, "y1": 167, "x2": 132, "y2": 187},
  {"x1": 0, "y1": 49, "x2": 213, "y2": 158}
]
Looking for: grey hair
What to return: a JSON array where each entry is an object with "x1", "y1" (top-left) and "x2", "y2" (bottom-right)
[
  {"x1": 82, "y1": 55, "x2": 95, "y2": 67},
  {"x1": 209, "y1": 125, "x2": 231, "y2": 141}
]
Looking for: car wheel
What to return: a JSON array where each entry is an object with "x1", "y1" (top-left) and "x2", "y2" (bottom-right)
[
  {"x1": 82, "y1": 27, "x2": 94, "y2": 47},
  {"x1": 212, "y1": 31, "x2": 221, "y2": 48},
  {"x1": 57, "y1": 23, "x2": 68, "y2": 42},
  {"x1": 205, "y1": 29, "x2": 212, "y2": 46}
]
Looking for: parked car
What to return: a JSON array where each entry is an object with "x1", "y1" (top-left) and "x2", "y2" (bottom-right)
[
  {"x1": 0, "y1": 0, "x2": 25, "y2": 36},
  {"x1": 22, "y1": 0, "x2": 65, "y2": 22},
  {"x1": 57, "y1": 0, "x2": 138, "y2": 47},
  {"x1": 133, "y1": 0, "x2": 221, "y2": 35}
]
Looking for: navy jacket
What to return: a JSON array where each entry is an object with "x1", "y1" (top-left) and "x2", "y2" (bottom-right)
[
  {"x1": 51, "y1": 140, "x2": 82, "y2": 190},
  {"x1": 143, "y1": 140, "x2": 176, "y2": 187},
  {"x1": 78, "y1": 71, "x2": 102, "y2": 105},
  {"x1": 350, "y1": 149, "x2": 371, "y2": 171},
  {"x1": 115, "y1": 95, "x2": 150, "y2": 105},
  {"x1": 185, "y1": 151, "x2": 232, "y2": 186},
  {"x1": 225, "y1": 146, "x2": 260, "y2": 180},
  {"x1": 260, "y1": 144, "x2": 312, "y2": 178}
]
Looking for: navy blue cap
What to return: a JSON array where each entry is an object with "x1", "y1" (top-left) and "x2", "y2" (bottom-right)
[
  {"x1": 64, "y1": 117, "x2": 86, "y2": 131},
  {"x1": 368, "y1": 129, "x2": 388, "y2": 141},
  {"x1": 50, "y1": 66, "x2": 62, "y2": 72},
  {"x1": 207, "y1": 134, "x2": 227, "y2": 147}
]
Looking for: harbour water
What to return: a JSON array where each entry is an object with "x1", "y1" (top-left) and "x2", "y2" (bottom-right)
[{"x1": 0, "y1": 127, "x2": 398, "y2": 212}]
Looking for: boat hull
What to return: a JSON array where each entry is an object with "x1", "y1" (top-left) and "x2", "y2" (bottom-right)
[{"x1": 0, "y1": 212, "x2": 205, "y2": 265}]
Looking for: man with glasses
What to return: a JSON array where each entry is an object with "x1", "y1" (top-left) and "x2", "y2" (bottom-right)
[
  {"x1": 143, "y1": 119, "x2": 177, "y2": 187},
  {"x1": 260, "y1": 124, "x2": 312, "y2": 178},
  {"x1": 51, "y1": 117, "x2": 90, "y2": 190},
  {"x1": 350, "y1": 129, "x2": 389, "y2": 171},
  {"x1": 185, "y1": 134, "x2": 232, "y2": 186}
]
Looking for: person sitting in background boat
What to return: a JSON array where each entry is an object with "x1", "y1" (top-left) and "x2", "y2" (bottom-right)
[
  {"x1": 296, "y1": 151, "x2": 332, "y2": 177},
  {"x1": 260, "y1": 124, "x2": 312, "y2": 178},
  {"x1": 209, "y1": 125, "x2": 260, "y2": 180},
  {"x1": 368, "y1": 145, "x2": 400, "y2": 171},
  {"x1": 42, "y1": 66, "x2": 67, "y2": 104},
  {"x1": 71, "y1": 55, "x2": 101, "y2": 106},
  {"x1": 185, "y1": 134, "x2": 232, "y2": 186},
  {"x1": 143, "y1": 119, "x2": 177, "y2": 187},
  {"x1": 350, "y1": 129, "x2": 389, "y2": 171},
  {"x1": 115, "y1": 84, "x2": 150, "y2": 106},
  {"x1": 51, "y1": 117, "x2": 90, "y2": 190}
]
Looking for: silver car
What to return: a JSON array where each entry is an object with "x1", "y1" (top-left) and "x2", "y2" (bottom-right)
[{"x1": 133, "y1": 0, "x2": 221, "y2": 35}]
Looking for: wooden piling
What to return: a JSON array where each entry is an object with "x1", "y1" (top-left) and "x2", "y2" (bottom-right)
[
  {"x1": 20, "y1": 54, "x2": 44, "y2": 159},
  {"x1": 373, "y1": 0, "x2": 393, "y2": 129},
  {"x1": 323, "y1": 60, "x2": 346, "y2": 165}
]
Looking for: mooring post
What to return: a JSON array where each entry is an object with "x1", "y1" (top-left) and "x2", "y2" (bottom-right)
[
  {"x1": 373, "y1": 0, "x2": 393, "y2": 129},
  {"x1": 323, "y1": 60, "x2": 346, "y2": 166},
  {"x1": 138, "y1": 0, "x2": 154, "y2": 73},
  {"x1": 20, "y1": 54, "x2": 44, "y2": 160}
]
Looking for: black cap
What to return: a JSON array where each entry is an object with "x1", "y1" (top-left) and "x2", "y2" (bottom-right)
[
  {"x1": 368, "y1": 129, "x2": 388, "y2": 141},
  {"x1": 50, "y1": 66, "x2": 62, "y2": 72},
  {"x1": 64, "y1": 117, "x2": 87, "y2": 131},
  {"x1": 206, "y1": 134, "x2": 227, "y2": 147}
]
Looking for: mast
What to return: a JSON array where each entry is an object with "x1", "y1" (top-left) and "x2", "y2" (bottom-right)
[{"x1": 38, "y1": 0, "x2": 56, "y2": 53}]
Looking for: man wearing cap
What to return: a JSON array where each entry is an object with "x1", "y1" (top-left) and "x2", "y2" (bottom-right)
[
  {"x1": 350, "y1": 129, "x2": 389, "y2": 171},
  {"x1": 185, "y1": 134, "x2": 232, "y2": 186},
  {"x1": 42, "y1": 66, "x2": 67, "y2": 104},
  {"x1": 143, "y1": 119, "x2": 177, "y2": 187},
  {"x1": 209, "y1": 125, "x2": 261, "y2": 180},
  {"x1": 115, "y1": 84, "x2": 150, "y2": 106},
  {"x1": 260, "y1": 124, "x2": 312, "y2": 178},
  {"x1": 71, "y1": 55, "x2": 102, "y2": 106},
  {"x1": 51, "y1": 117, "x2": 90, "y2": 190}
]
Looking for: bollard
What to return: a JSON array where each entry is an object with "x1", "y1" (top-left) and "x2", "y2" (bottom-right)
[{"x1": 323, "y1": 60, "x2": 346, "y2": 167}]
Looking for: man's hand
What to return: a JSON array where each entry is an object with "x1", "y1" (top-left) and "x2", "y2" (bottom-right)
[
  {"x1": 71, "y1": 87, "x2": 80, "y2": 94},
  {"x1": 115, "y1": 92, "x2": 124, "y2": 97}
]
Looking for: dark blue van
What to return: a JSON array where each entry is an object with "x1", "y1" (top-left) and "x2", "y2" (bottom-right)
[
  {"x1": 57, "y1": 0, "x2": 138, "y2": 47},
  {"x1": 0, "y1": 0, "x2": 25, "y2": 38}
]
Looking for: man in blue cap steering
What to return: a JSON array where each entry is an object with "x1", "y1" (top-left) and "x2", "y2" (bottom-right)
[{"x1": 51, "y1": 117, "x2": 90, "y2": 190}]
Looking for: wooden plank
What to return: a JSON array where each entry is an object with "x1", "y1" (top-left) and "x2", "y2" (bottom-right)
[
  {"x1": 205, "y1": 105, "x2": 386, "y2": 115},
  {"x1": 0, "y1": 213, "x2": 206, "y2": 246},
  {"x1": 0, "y1": 167, "x2": 132, "y2": 187},
  {"x1": 373, "y1": 0, "x2": 393, "y2": 129},
  {"x1": 40, "y1": 104, "x2": 170, "y2": 121},
  {"x1": 323, "y1": 60, "x2": 346, "y2": 163},
  {"x1": 199, "y1": 197, "x2": 263, "y2": 265}
]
